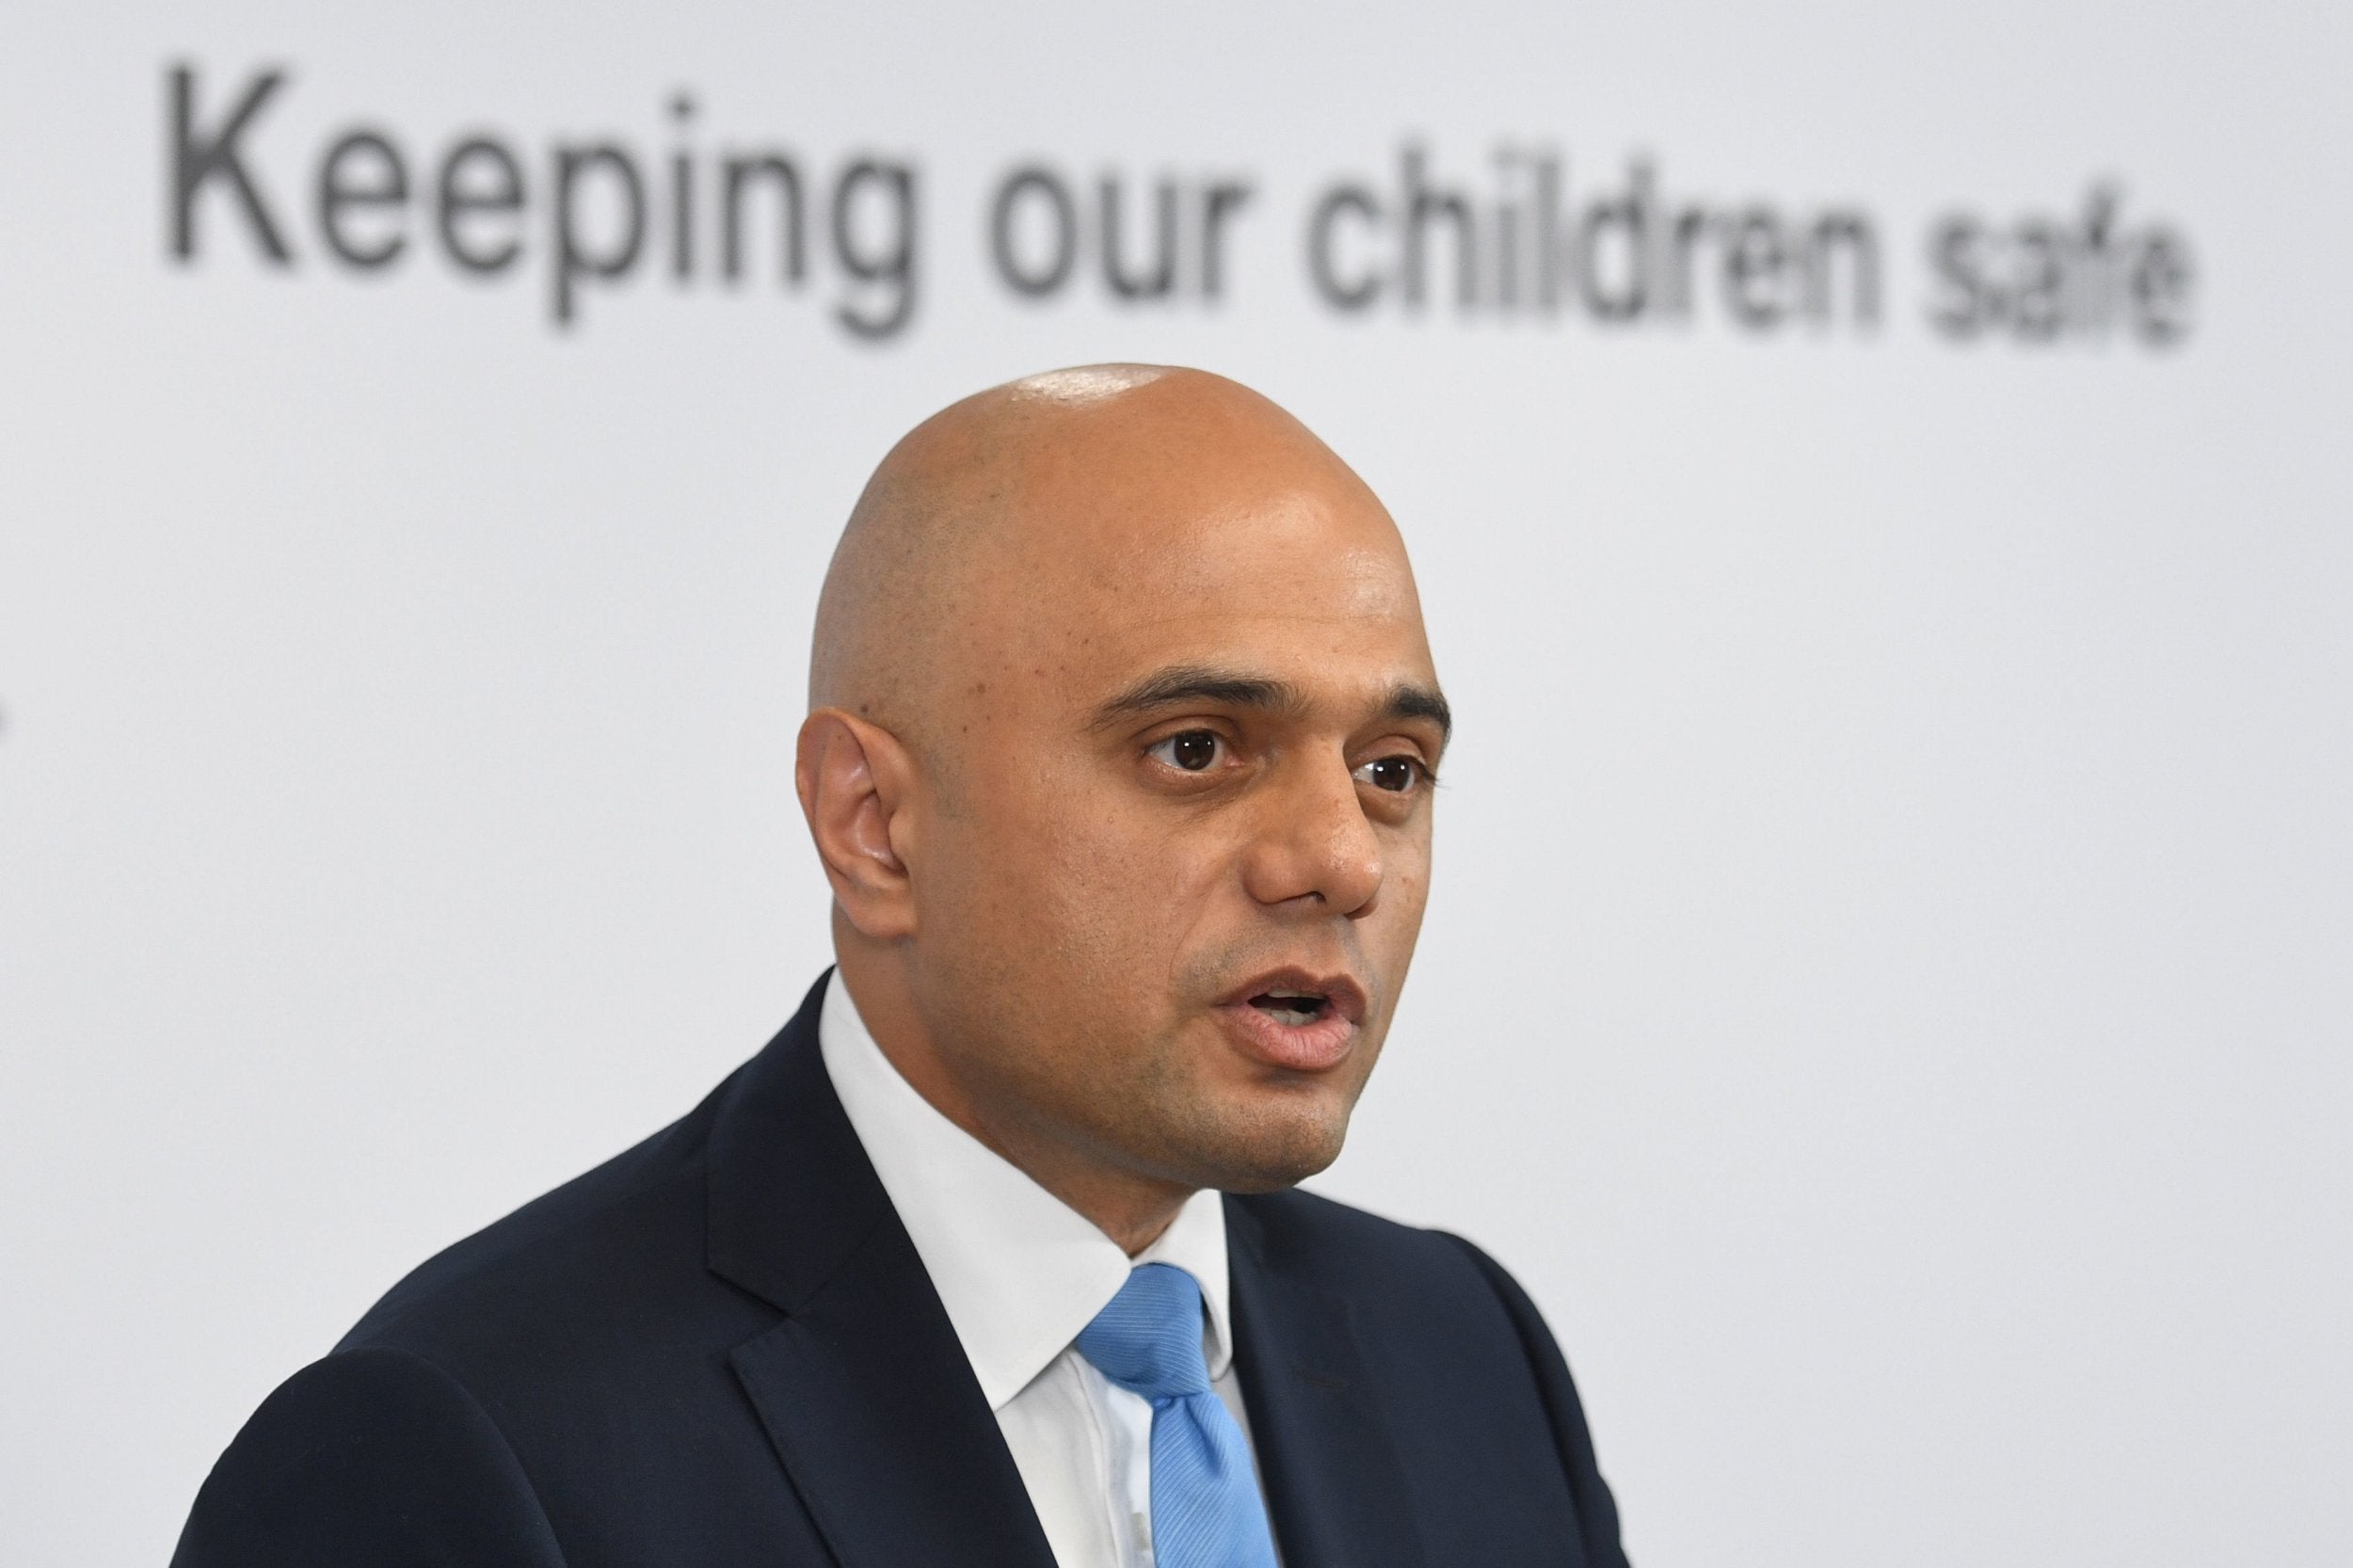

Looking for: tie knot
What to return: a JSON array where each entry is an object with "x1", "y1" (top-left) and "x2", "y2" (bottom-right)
[{"x1": 1076, "y1": 1263, "x2": 1213, "y2": 1401}]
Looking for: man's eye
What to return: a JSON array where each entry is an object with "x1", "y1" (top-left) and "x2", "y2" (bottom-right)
[
  {"x1": 1354, "y1": 756, "x2": 1426, "y2": 793},
  {"x1": 1148, "y1": 730, "x2": 1225, "y2": 773}
]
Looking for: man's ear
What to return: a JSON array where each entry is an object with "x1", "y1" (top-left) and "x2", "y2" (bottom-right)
[{"x1": 794, "y1": 708, "x2": 920, "y2": 941}]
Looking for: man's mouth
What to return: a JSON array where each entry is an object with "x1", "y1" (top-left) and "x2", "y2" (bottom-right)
[
  {"x1": 1247, "y1": 989, "x2": 1332, "y2": 1028},
  {"x1": 1216, "y1": 970, "x2": 1369, "y2": 1072}
]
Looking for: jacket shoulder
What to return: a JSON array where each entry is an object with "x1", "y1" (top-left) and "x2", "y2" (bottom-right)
[
  {"x1": 1228, "y1": 1184, "x2": 1491, "y2": 1288},
  {"x1": 1231, "y1": 1187, "x2": 1633, "y2": 1568},
  {"x1": 337, "y1": 1065, "x2": 766, "y2": 1376},
  {"x1": 1229, "y1": 1186, "x2": 1538, "y2": 1364},
  {"x1": 172, "y1": 1346, "x2": 567, "y2": 1568}
]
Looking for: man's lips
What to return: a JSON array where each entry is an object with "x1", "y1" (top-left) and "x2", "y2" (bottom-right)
[{"x1": 1212, "y1": 968, "x2": 1369, "y2": 1072}]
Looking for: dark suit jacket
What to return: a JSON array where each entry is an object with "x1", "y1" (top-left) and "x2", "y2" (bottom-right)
[{"x1": 174, "y1": 975, "x2": 1629, "y2": 1567}]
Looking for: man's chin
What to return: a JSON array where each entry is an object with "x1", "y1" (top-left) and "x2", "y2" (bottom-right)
[{"x1": 1176, "y1": 1095, "x2": 1354, "y2": 1194}]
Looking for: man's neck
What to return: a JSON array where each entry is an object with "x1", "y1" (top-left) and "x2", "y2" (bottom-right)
[{"x1": 836, "y1": 954, "x2": 1192, "y2": 1256}]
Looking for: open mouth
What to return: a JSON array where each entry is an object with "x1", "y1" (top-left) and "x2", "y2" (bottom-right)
[
  {"x1": 1247, "y1": 989, "x2": 1330, "y2": 1028},
  {"x1": 1218, "y1": 970, "x2": 1366, "y2": 1071}
]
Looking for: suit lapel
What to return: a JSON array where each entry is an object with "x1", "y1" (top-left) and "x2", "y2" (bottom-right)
[
  {"x1": 707, "y1": 977, "x2": 1058, "y2": 1568},
  {"x1": 728, "y1": 1223, "x2": 1057, "y2": 1568},
  {"x1": 1227, "y1": 1196, "x2": 1427, "y2": 1568}
]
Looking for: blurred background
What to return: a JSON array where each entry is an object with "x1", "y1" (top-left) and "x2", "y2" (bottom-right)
[{"x1": 4, "y1": 4, "x2": 2349, "y2": 1563}]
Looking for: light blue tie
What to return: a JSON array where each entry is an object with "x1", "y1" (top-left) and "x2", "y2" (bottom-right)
[{"x1": 1076, "y1": 1263, "x2": 1280, "y2": 1568}]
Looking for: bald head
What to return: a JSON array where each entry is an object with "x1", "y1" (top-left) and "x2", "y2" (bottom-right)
[
  {"x1": 808, "y1": 364, "x2": 1406, "y2": 757},
  {"x1": 796, "y1": 364, "x2": 1444, "y2": 1250}
]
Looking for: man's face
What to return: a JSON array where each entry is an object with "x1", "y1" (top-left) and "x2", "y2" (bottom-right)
[{"x1": 903, "y1": 433, "x2": 1446, "y2": 1195}]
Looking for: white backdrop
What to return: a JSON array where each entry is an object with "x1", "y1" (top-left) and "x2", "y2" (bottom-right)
[{"x1": 5, "y1": 4, "x2": 2349, "y2": 1564}]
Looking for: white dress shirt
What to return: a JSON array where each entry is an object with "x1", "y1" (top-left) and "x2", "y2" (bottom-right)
[{"x1": 816, "y1": 971, "x2": 1261, "y2": 1568}]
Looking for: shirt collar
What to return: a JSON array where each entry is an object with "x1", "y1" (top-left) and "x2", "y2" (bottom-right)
[{"x1": 817, "y1": 969, "x2": 1234, "y2": 1411}]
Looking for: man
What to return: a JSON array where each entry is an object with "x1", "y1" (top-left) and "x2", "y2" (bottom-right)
[{"x1": 173, "y1": 365, "x2": 1630, "y2": 1567}]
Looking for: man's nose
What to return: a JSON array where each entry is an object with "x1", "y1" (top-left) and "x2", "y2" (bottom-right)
[{"x1": 1240, "y1": 752, "x2": 1384, "y2": 917}]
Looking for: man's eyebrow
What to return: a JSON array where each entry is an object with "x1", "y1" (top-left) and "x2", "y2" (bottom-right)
[
  {"x1": 1089, "y1": 665, "x2": 1302, "y2": 728},
  {"x1": 1088, "y1": 664, "x2": 1453, "y2": 740},
  {"x1": 1386, "y1": 682, "x2": 1453, "y2": 740}
]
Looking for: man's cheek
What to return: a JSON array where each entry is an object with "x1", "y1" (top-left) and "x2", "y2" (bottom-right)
[
  {"x1": 1049, "y1": 803, "x2": 1176, "y2": 901},
  {"x1": 1385, "y1": 847, "x2": 1433, "y2": 927}
]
